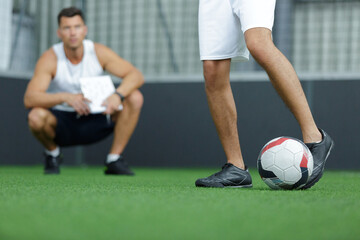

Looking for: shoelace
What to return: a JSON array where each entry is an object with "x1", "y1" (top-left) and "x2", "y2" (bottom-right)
[{"x1": 212, "y1": 163, "x2": 232, "y2": 177}]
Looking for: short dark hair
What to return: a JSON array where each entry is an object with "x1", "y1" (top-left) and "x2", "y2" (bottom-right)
[{"x1": 57, "y1": 7, "x2": 85, "y2": 26}]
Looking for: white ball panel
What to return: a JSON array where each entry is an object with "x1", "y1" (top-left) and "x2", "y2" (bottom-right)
[
  {"x1": 261, "y1": 151, "x2": 275, "y2": 170},
  {"x1": 284, "y1": 166, "x2": 302, "y2": 184},
  {"x1": 274, "y1": 149, "x2": 294, "y2": 170},
  {"x1": 270, "y1": 165, "x2": 285, "y2": 181},
  {"x1": 284, "y1": 139, "x2": 303, "y2": 154}
]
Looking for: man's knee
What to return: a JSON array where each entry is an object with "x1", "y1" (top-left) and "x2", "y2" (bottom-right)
[
  {"x1": 203, "y1": 60, "x2": 219, "y2": 81},
  {"x1": 246, "y1": 39, "x2": 271, "y2": 61},
  {"x1": 125, "y1": 90, "x2": 144, "y2": 110},
  {"x1": 203, "y1": 60, "x2": 229, "y2": 92},
  {"x1": 28, "y1": 108, "x2": 50, "y2": 131},
  {"x1": 245, "y1": 28, "x2": 274, "y2": 62}
]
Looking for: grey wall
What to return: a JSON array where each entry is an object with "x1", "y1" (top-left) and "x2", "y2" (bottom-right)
[{"x1": 0, "y1": 76, "x2": 359, "y2": 169}]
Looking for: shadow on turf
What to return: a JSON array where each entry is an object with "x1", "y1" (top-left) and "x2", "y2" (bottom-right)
[
  {"x1": 217, "y1": 186, "x2": 303, "y2": 191},
  {"x1": 195, "y1": 186, "x2": 273, "y2": 191}
]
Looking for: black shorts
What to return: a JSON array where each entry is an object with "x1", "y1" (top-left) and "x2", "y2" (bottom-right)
[{"x1": 50, "y1": 109, "x2": 115, "y2": 147}]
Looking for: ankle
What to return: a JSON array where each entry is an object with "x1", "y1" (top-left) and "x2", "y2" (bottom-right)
[
  {"x1": 45, "y1": 146, "x2": 60, "y2": 157},
  {"x1": 228, "y1": 160, "x2": 245, "y2": 170},
  {"x1": 106, "y1": 154, "x2": 121, "y2": 164},
  {"x1": 303, "y1": 129, "x2": 322, "y2": 144}
]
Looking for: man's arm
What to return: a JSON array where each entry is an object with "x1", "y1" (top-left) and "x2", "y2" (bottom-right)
[
  {"x1": 24, "y1": 49, "x2": 91, "y2": 115},
  {"x1": 95, "y1": 43, "x2": 144, "y2": 114}
]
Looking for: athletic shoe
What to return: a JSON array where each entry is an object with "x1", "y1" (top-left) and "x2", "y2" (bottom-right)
[
  {"x1": 44, "y1": 152, "x2": 63, "y2": 174},
  {"x1": 301, "y1": 128, "x2": 334, "y2": 189},
  {"x1": 195, "y1": 163, "x2": 252, "y2": 188},
  {"x1": 104, "y1": 156, "x2": 134, "y2": 175}
]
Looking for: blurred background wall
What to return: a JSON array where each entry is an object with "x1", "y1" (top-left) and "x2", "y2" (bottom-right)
[
  {"x1": 4, "y1": 0, "x2": 360, "y2": 75},
  {"x1": 0, "y1": 0, "x2": 359, "y2": 169}
]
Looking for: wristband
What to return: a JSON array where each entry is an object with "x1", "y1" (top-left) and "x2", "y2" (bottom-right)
[{"x1": 114, "y1": 91, "x2": 125, "y2": 101}]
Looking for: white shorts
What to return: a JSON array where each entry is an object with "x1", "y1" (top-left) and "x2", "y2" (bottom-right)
[{"x1": 199, "y1": 0, "x2": 276, "y2": 61}]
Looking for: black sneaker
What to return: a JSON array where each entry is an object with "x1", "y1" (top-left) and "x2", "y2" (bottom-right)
[
  {"x1": 104, "y1": 156, "x2": 134, "y2": 175},
  {"x1": 44, "y1": 153, "x2": 63, "y2": 174},
  {"x1": 301, "y1": 128, "x2": 334, "y2": 190},
  {"x1": 195, "y1": 163, "x2": 252, "y2": 188}
]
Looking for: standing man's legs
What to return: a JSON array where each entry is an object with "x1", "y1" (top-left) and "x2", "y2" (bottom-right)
[
  {"x1": 195, "y1": 0, "x2": 333, "y2": 188},
  {"x1": 203, "y1": 59, "x2": 244, "y2": 170},
  {"x1": 244, "y1": 28, "x2": 321, "y2": 143},
  {"x1": 196, "y1": 58, "x2": 253, "y2": 188},
  {"x1": 244, "y1": 27, "x2": 334, "y2": 189},
  {"x1": 195, "y1": 0, "x2": 253, "y2": 188}
]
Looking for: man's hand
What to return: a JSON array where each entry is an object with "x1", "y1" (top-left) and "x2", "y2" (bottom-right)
[
  {"x1": 102, "y1": 93, "x2": 122, "y2": 115},
  {"x1": 64, "y1": 93, "x2": 91, "y2": 115}
]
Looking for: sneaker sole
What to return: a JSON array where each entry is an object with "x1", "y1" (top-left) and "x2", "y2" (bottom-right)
[
  {"x1": 196, "y1": 183, "x2": 253, "y2": 188},
  {"x1": 224, "y1": 184, "x2": 253, "y2": 188},
  {"x1": 302, "y1": 140, "x2": 335, "y2": 190},
  {"x1": 104, "y1": 171, "x2": 134, "y2": 176}
]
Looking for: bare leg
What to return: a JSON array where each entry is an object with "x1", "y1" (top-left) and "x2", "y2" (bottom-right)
[
  {"x1": 109, "y1": 90, "x2": 144, "y2": 154},
  {"x1": 203, "y1": 60, "x2": 245, "y2": 169},
  {"x1": 28, "y1": 108, "x2": 58, "y2": 150},
  {"x1": 244, "y1": 28, "x2": 322, "y2": 143}
]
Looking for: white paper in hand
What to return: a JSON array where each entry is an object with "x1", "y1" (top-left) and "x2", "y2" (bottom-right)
[{"x1": 79, "y1": 75, "x2": 123, "y2": 113}]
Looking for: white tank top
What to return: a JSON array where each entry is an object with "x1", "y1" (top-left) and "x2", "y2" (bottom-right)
[{"x1": 48, "y1": 39, "x2": 104, "y2": 111}]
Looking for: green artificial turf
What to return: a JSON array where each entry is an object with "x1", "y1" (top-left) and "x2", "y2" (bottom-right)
[{"x1": 0, "y1": 166, "x2": 359, "y2": 240}]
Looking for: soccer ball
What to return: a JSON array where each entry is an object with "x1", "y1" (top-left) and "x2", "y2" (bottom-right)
[{"x1": 257, "y1": 137, "x2": 313, "y2": 190}]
